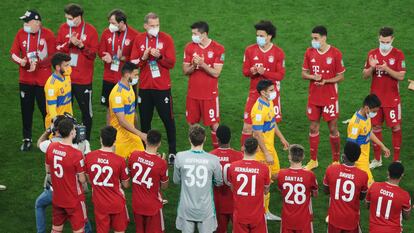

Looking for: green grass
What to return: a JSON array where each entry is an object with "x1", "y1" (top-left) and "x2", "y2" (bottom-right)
[{"x1": 1, "y1": 0, "x2": 414, "y2": 232}]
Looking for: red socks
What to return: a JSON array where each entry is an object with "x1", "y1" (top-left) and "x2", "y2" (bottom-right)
[
  {"x1": 330, "y1": 134, "x2": 341, "y2": 162},
  {"x1": 372, "y1": 129, "x2": 383, "y2": 161},
  {"x1": 211, "y1": 131, "x2": 219, "y2": 149},
  {"x1": 309, "y1": 133, "x2": 320, "y2": 161},
  {"x1": 392, "y1": 129, "x2": 402, "y2": 161}
]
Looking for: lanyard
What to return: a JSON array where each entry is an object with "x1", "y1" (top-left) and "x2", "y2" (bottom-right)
[
  {"x1": 145, "y1": 34, "x2": 158, "y2": 49},
  {"x1": 112, "y1": 27, "x2": 128, "y2": 53},
  {"x1": 69, "y1": 22, "x2": 85, "y2": 42},
  {"x1": 26, "y1": 29, "x2": 42, "y2": 53}
]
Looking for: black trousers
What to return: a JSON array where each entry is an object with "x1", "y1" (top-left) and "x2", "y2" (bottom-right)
[
  {"x1": 19, "y1": 83, "x2": 46, "y2": 139},
  {"x1": 138, "y1": 89, "x2": 176, "y2": 154},
  {"x1": 72, "y1": 83, "x2": 93, "y2": 141}
]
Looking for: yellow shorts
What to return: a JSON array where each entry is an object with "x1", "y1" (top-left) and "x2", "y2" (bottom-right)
[
  {"x1": 115, "y1": 134, "x2": 144, "y2": 158},
  {"x1": 355, "y1": 151, "x2": 374, "y2": 186},
  {"x1": 255, "y1": 147, "x2": 280, "y2": 175}
]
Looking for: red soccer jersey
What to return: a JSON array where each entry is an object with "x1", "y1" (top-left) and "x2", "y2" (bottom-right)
[
  {"x1": 366, "y1": 182, "x2": 411, "y2": 233},
  {"x1": 130, "y1": 32, "x2": 176, "y2": 90},
  {"x1": 45, "y1": 142, "x2": 85, "y2": 208},
  {"x1": 210, "y1": 147, "x2": 243, "y2": 214},
  {"x1": 10, "y1": 27, "x2": 56, "y2": 86},
  {"x1": 277, "y1": 168, "x2": 318, "y2": 230},
  {"x1": 364, "y1": 48, "x2": 406, "y2": 107},
  {"x1": 302, "y1": 46, "x2": 345, "y2": 106},
  {"x1": 183, "y1": 40, "x2": 225, "y2": 100},
  {"x1": 128, "y1": 151, "x2": 169, "y2": 215},
  {"x1": 56, "y1": 20, "x2": 99, "y2": 85},
  {"x1": 228, "y1": 160, "x2": 270, "y2": 224},
  {"x1": 242, "y1": 44, "x2": 285, "y2": 95},
  {"x1": 99, "y1": 25, "x2": 140, "y2": 84},
  {"x1": 85, "y1": 150, "x2": 129, "y2": 214},
  {"x1": 323, "y1": 164, "x2": 368, "y2": 230}
]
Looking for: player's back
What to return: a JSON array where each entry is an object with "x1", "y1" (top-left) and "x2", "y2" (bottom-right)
[
  {"x1": 228, "y1": 159, "x2": 270, "y2": 224},
  {"x1": 210, "y1": 148, "x2": 243, "y2": 213},
  {"x1": 277, "y1": 168, "x2": 318, "y2": 230},
  {"x1": 323, "y1": 164, "x2": 368, "y2": 230},
  {"x1": 173, "y1": 150, "x2": 223, "y2": 221},
  {"x1": 46, "y1": 142, "x2": 84, "y2": 208},
  {"x1": 129, "y1": 151, "x2": 168, "y2": 215},
  {"x1": 85, "y1": 149, "x2": 128, "y2": 213},
  {"x1": 367, "y1": 182, "x2": 411, "y2": 232}
]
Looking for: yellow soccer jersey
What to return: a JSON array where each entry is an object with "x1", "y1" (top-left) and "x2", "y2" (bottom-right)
[
  {"x1": 251, "y1": 98, "x2": 276, "y2": 150},
  {"x1": 109, "y1": 81, "x2": 138, "y2": 142},
  {"x1": 44, "y1": 73, "x2": 72, "y2": 129},
  {"x1": 347, "y1": 111, "x2": 371, "y2": 160}
]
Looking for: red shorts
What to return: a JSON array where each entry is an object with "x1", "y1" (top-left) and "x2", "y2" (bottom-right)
[
  {"x1": 134, "y1": 209, "x2": 165, "y2": 233},
  {"x1": 328, "y1": 223, "x2": 361, "y2": 233},
  {"x1": 233, "y1": 214, "x2": 267, "y2": 233},
  {"x1": 94, "y1": 206, "x2": 129, "y2": 233},
  {"x1": 244, "y1": 93, "x2": 281, "y2": 124},
  {"x1": 371, "y1": 104, "x2": 401, "y2": 127},
  {"x1": 216, "y1": 213, "x2": 233, "y2": 233},
  {"x1": 52, "y1": 201, "x2": 87, "y2": 231},
  {"x1": 281, "y1": 221, "x2": 313, "y2": 233},
  {"x1": 186, "y1": 96, "x2": 220, "y2": 126},
  {"x1": 369, "y1": 225, "x2": 401, "y2": 233},
  {"x1": 307, "y1": 101, "x2": 339, "y2": 122}
]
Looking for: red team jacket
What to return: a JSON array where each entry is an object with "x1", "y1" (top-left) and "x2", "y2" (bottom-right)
[{"x1": 10, "y1": 27, "x2": 56, "y2": 86}]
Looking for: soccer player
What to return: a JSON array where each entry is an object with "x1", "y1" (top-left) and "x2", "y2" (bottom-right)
[
  {"x1": 251, "y1": 79, "x2": 289, "y2": 220},
  {"x1": 56, "y1": 3, "x2": 99, "y2": 140},
  {"x1": 228, "y1": 137, "x2": 270, "y2": 233},
  {"x1": 10, "y1": 10, "x2": 56, "y2": 151},
  {"x1": 302, "y1": 26, "x2": 345, "y2": 170},
  {"x1": 109, "y1": 62, "x2": 146, "y2": 158},
  {"x1": 362, "y1": 27, "x2": 406, "y2": 167},
  {"x1": 277, "y1": 144, "x2": 318, "y2": 233},
  {"x1": 210, "y1": 125, "x2": 243, "y2": 233},
  {"x1": 44, "y1": 53, "x2": 73, "y2": 129},
  {"x1": 183, "y1": 21, "x2": 225, "y2": 149},
  {"x1": 323, "y1": 141, "x2": 368, "y2": 233},
  {"x1": 173, "y1": 125, "x2": 223, "y2": 233},
  {"x1": 366, "y1": 162, "x2": 411, "y2": 232},
  {"x1": 130, "y1": 12, "x2": 177, "y2": 164},
  {"x1": 85, "y1": 126, "x2": 130, "y2": 233},
  {"x1": 241, "y1": 20, "x2": 285, "y2": 148},
  {"x1": 99, "y1": 9, "x2": 140, "y2": 124},
  {"x1": 347, "y1": 94, "x2": 390, "y2": 185},
  {"x1": 129, "y1": 130, "x2": 169, "y2": 233},
  {"x1": 45, "y1": 118, "x2": 87, "y2": 233}
]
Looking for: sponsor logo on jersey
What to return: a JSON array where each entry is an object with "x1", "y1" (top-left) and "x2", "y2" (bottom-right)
[
  {"x1": 311, "y1": 58, "x2": 316, "y2": 63},
  {"x1": 253, "y1": 56, "x2": 259, "y2": 60}
]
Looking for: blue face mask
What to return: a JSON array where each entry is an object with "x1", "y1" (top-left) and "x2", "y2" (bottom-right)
[
  {"x1": 129, "y1": 77, "x2": 138, "y2": 86},
  {"x1": 192, "y1": 35, "x2": 201, "y2": 44},
  {"x1": 379, "y1": 42, "x2": 392, "y2": 52},
  {"x1": 311, "y1": 40, "x2": 321, "y2": 49},
  {"x1": 256, "y1": 37, "x2": 266, "y2": 47},
  {"x1": 23, "y1": 25, "x2": 32, "y2": 33},
  {"x1": 66, "y1": 18, "x2": 75, "y2": 27}
]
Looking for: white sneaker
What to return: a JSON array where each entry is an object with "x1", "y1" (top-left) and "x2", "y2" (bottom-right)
[
  {"x1": 265, "y1": 212, "x2": 281, "y2": 221},
  {"x1": 369, "y1": 159, "x2": 382, "y2": 169},
  {"x1": 0, "y1": 185, "x2": 6, "y2": 191}
]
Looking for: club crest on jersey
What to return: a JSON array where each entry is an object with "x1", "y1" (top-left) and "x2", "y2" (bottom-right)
[
  {"x1": 60, "y1": 88, "x2": 64, "y2": 94},
  {"x1": 40, "y1": 39, "x2": 45, "y2": 46},
  {"x1": 140, "y1": 44, "x2": 145, "y2": 51},
  {"x1": 268, "y1": 56, "x2": 274, "y2": 63},
  {"x1": 208, "y1": 51, "x2": 214, "y2": 58},
  {"x1": 22, "y1": 40, "x2": 27, "y2": 47},
  {"x1": 326, "y1": 57, "x2": 332, "y2": 64},
  {"x1": 389, "y1": 58, "x2": 395, "y2": 65},
  {"x1": 107, "y1": 37, "x2": 112, "y2": 44},
  {"x1": 81, "y1": 34, "x2": 87, "y2": 41},
  {"x1": 157, "y1": 42, "x2": 163, "y2": 49},
  {"x1": 125, "y1": 39, "x2": 131, "y2": 46}
]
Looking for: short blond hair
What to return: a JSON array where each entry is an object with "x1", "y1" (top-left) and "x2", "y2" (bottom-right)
[{"x1": 144, "y1": 12, "x2": 158, "y2": 23}]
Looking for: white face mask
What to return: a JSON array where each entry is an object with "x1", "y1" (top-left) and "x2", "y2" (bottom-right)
[
  {"x1": 379, "y1": 42, "x2": 392, "y2": 52},
  {"x1": 368, "y1": 111, "x2": 377, "y2": 118},
  {"x1": 192, "y1": 35, "x2": 201, "y2": 44},
  {"x1": 66, "y1": 18, "x2": 75, "y2": 27},
  {"x1": 23, "y1": 25, "x2": 32, "y2": 33},
  {"x1": 109, "y1": 23, "x2": 119, "y2": 33},
  {"x1": 129, "y1": 77, "x2": 138, "y2": 86},
  {"x1": 148, "y1": 27, "x2": 159, "y2": 37},
  {"x1": 267, "y1": 91, "x2": 277, "y2": 101}
]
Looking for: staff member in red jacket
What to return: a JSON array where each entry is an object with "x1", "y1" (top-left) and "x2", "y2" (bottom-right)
[
  {"x1": 10, "y1": 10, "x2": 56, "y2": 151},
  {"x1": 99, "y1": 9, "x2": 139, "y2": 124},
  {"x1": 56, "y1": 3, "x2": 98, "y2": 140},
  {"x1": 131, "y1": 12, "x2": 177, "y2": 163}
]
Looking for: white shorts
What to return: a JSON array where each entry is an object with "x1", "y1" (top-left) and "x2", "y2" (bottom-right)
[{"x1": 176, "y1": 215, "x2": 217, "y2": 233}]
